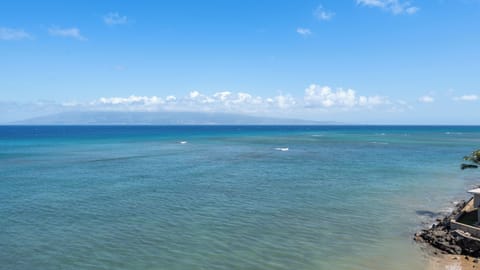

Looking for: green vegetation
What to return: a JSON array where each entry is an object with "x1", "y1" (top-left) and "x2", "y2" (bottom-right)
[{"x1": 462, "y1": 150, "x2": 480, "y2": 170}]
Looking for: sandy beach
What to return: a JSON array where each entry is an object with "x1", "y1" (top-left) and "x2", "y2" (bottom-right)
[{"x1": 427, "y1": 254, "x2": 478, "y2": 270}]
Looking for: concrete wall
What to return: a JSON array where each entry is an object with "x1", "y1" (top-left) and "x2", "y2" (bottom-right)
[
  {"x1": 452, "y1": 198, "x2": 480, "y2": 238},
  {"x1": 451, "y1": 220, "x2": 480, "y2": 238}
]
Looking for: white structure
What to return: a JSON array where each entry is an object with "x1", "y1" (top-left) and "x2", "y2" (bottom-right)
[{"x1": 468, "y1": 188, "x2": 480, "y2": 221}]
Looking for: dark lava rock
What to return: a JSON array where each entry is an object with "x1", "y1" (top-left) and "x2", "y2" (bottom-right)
[
  {"x1": 414, "y1": 200, "x2": 476, "y2": 256},
  {"x1": 462, "y1": 164, "x2": 479, "y2": 170}
]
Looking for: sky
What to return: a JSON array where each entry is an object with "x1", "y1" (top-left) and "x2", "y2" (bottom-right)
[{"x1": 1, "y1": 0, "x2": 479, "y2": 124}]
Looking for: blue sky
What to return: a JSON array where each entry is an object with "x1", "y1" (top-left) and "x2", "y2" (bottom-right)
[{"x1": 1, "y1": 0, "x2": 479, "y2": 124}]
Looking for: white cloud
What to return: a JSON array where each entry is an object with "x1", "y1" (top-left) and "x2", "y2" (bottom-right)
[
  {"x1": 182, "y1": 91, "x2": 296, "y2": 113},
  {"x1": 268, "y1": 95, "x2": 296, "y2": 109},
  {"x1": 358, "y1": 95, "x2": 389, "y2": 106},
  {"x1": 96, "y1": 95, "x2": 164, "y2": 106},
  {"x1": 103, "y1": 12, "x2": 129, "y2": 25},
  {"x1": 85, "y1": 91, "x2": 293, "y2": 113},
  {"x1": 232, "y1": 92, "x2": 252, "y2": 104},
  {"x1": 189, "y1": 91, "x2": 200, "y2": 99},
  {"x1": 0, "y1": 27, "x2": 32, "y2": 40},
  {"x1": 405, "y1": 6, "x2": 419, "y2": 14},
  {"x1": 207, "y1": 91, "x2": 265, "y2": 110},
  {"x1": 166, "y1": 95, "x2": 177, "y2": 102},
  {"x1": 314, "y1": 5, "x2": 335, "y2": 21},
  {"x1": 213, "y1": 91, "x2": 232, "y2": 101},
  {"x1": 48, "y1": 27, "x2": 86, "y2": 40},
  {"x1": 187, "y1": 91, "x2": 215, "y2": 104},
  {"x1": 304, "y1": 84, "x2": 389, "y2": 108},
  {"x1": 63, "y1": 85, "x2": 393, "y2": 115},
  {"x1": 418, "y1": 95, "x2": 434, "y2": 103},
  {"x1": 296, "y1": 28, "x2": 312, "y2": 36},
  {"x1": 454, "y1": 95, "x2": 478, "y2": 101},
  {"x1": 305, "y1": 85, "x2": 354, "y2": 107},
  {"x1": 357, "y1": 0, "x2": 382, "y2": 7},
  {"x1": 356, "y1": 0, "x2": 419, "y2": 15}
]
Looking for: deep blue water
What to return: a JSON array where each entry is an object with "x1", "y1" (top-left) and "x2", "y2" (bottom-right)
[{"x1": 1, "y1": 125, "x2": 480, "y2": 270}]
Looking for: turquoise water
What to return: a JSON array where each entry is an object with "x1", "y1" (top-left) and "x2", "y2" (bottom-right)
[{"x1": 1, "y1": 126, "x2": 480, "y2": 270}]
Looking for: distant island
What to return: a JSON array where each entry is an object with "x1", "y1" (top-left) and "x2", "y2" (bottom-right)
[{"x1": 12, "y1": 111, "x2": 338, "y2": 125}]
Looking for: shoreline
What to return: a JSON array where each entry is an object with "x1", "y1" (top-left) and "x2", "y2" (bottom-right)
[
  {"x1": 427, "y1": 253, "x2": 478, "y2": 270},
  {"x1": 415, "y1": 199, "x2": 480, "y2": 269}
]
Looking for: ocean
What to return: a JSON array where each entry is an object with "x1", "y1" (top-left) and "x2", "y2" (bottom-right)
[{"x1": 1, "y1": 125, "x2": 479, "y2": 270}]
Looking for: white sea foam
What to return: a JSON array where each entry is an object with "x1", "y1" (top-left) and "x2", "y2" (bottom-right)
[
  {"x1": 369, "y1": 142, "x2": 389, "y2": 145},
  {"x1": 179, "y1": 141, "x2": 188, "y2": 144},
  {"x1": 274, "y1": 147, "x2": 289, "y2": 152}
]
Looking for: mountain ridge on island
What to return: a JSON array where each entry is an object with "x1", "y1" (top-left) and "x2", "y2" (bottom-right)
[{"x1": 12, "y1": 111, "x2": 338, "y2": 125}]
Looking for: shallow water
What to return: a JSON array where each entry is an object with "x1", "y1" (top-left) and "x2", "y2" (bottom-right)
[{"x1": 1, "y1": 125, "x2": 479, "y2": 270}]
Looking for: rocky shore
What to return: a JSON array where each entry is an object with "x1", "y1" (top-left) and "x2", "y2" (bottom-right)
[{"x1": 415, "y1": 200, "x2": 480, "y2": 258}]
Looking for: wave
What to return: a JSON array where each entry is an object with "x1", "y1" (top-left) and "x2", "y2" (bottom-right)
[
  {"x1": 274, "y1": 147, "x2": 289, "y2": 152},
  {"x1": 179, "y1": 141, "x2": 188, "y2": 144},
  {"x1": 88, "y1": 155, "x2": 152, "y2": 163}
]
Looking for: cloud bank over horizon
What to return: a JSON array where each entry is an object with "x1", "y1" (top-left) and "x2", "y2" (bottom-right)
[
  {"x1": 1, "y1": 83, "x2": 478, "y2": 124},
  {"x1": 0, "y1": 84, "x2": 416, "y2": 124},
  {"x1": 63, "y1": 84, "x2": 397, "y2": 113}
]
